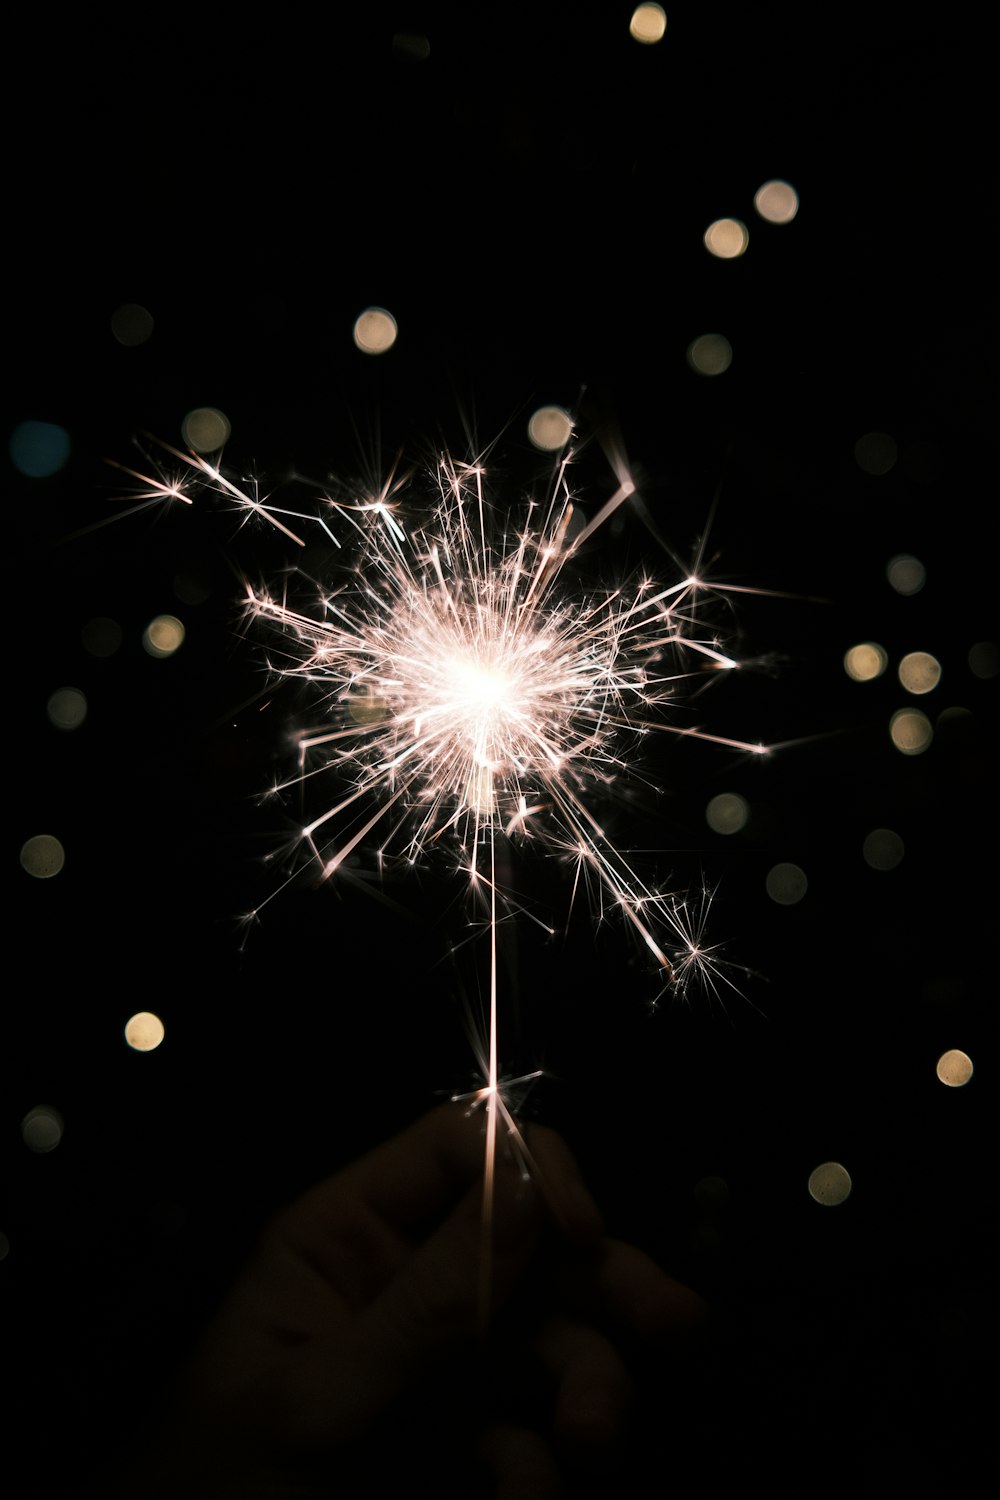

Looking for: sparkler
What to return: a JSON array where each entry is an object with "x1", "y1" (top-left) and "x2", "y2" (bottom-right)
[{"x1": 112, "y1": 417, "x2": 769, "y2": 1316}]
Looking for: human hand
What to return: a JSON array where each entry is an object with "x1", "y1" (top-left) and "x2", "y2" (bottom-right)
[{"x1": 116, "y1": 1105, "x2": 706, "y2": 1498}]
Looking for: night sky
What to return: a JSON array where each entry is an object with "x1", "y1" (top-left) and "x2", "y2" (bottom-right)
[{"x1": 6, "y1": 7, "x2": 996, "y2": 1497}]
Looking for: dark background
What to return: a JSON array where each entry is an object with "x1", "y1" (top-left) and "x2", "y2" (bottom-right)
[{"x1": 5, "y1": 6, "x2": 996, "y2": 1496}]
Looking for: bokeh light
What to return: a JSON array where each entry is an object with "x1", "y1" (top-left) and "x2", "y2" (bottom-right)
[
  {"x1": 854, "y1": 431, "x2": 898, "y2": 475},
  {"x1": 898, "y1": 651, "x2": 941, "y2": 695},
  {"x1": 391, "y1": 32, "x2": 431, "y2": 60},
  {"x1": 353, "y1": 307, "x2": 398, "y2": 354},
  {"x1": 705, "y1": 792, "x2": 749, "y2": 834},
  {"x1": 844, "y1": 642, "x2": 888, "y2": 682},
  {"x1": 46, "y1": 687, "x2": 88, "y2": 731},
  {"x1": 527, "y1": 405, "x2": 574, "y2": 451},
  {"x1": 82, "y1": 617, "x2": 123, "y2": 657},
  {"x1": 110, "y1": 302, "x2": 154, "y2": 346},
  {"x1": 125, "y1": 1012, "x2": 166, "y2": 1052},
  {"x1": 808, "y1": 1162, "x2": 852, "y2": 1205},
  {"x1": 968, "y1": 640, "x2": 1000, "y2": 679},
  {"x1": 766, "y1": 862, "x2": 807, "y2": 905},
  {"x1": 704, "y1": 218, "x2": 749, "y2": 259},
  {"x1": 20, "y1": 834, "x2": 65, "y2": 879},
  {"x1": 629, "y1": 4, "x2": 667, "y2": 43},
  {"x1": 687, "y1": 333, "x2": 732, "y2": 376},
  {"x1": 181, "y1": 407, "x2": 231, "y2": 453},
  {"x1": 9, "y1": 420, "x2": 71, "y2": 477},
  {"x1": 887, "y1": 554, "x2": 925, "y2": 596},
  {"x1": 862, "y1": 828, "x2": 904, "y2": 870},
  {"x1": 753, "y1": 180, "x2": 798, "y2": 224},
  {"x1": 21, "y1": 1106, "x2": 65, "y2": 1154},
  {"x1": 936, "y1": 1049, "x2": 973, "y2": 1087},
  {"x1": 890, "y1": 708, "x2": 933, "y2": 755},
  {"x1": 143, "y1": 615, "x2": 186, "y2": 658}
]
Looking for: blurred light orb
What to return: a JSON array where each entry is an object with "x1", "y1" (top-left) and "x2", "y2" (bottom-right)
[
  {"x1": 766, "y1": 862, "x2": 807, "y2": 905},
  {"x1": 808, "y1": 1161, "x2": 852, "y2": 1205},
  {"x1": 705, "y1": 792, "x2": 749, "y2": 834},
  {"x1": 391, "y1": 32, "x2": 431, "y2": 60},
  {"x1": 82, "y1": 616, "x2": 123, "y2": 657},
  {"x1": 753, "y1": 179, "x2": 799, "y2": 224},
  {"x1": 630, "y1": 4, "x2": 667, "y2": 44},
  {"x1": 143, "y1": 614, "x2": 186, "y2": 658},
  {"x1": 854, "y1": 431, "x2": 898, "y2": 475},
  {"x1": 527, "y1": 405, "x2": 574, "y2": 451},
  {"x1": 844, "y1": 642, "x2": 888, "y2": 682},
  {"x1": 898, "y1": 651, "x2": 941, "y2": 695},
  {"x1": 353, "y1": 307, "x2": 398, "y2": 354},
  {"x1": 890, "y1": 707, "x2": 933, "y2": 755},
  {"x1": 348, "y1": 689, "x2": 389, "y2": 726},
  {"x1": 20, "y1": 834, "x2": 65, "y2": 879},
  {"x1": 21, "y1": 1105, "x2": 64, "y2": 1154},
  {"x1": 111, "y1": 302, "x2": 154, "y2": 347},
  {"x1": 936, "y1": 1049, "x2": 973, "y2": 1087},
  {"x1": 887, "y1": 554, "x2": 925, "y2": 595},
  {"x1": 968, "y1": 640, "x2": 1000, "y2": 679},
  {"x1": 862, "y1": 828, "x2": 904, "y2": 870},
  {"x1": 687, "y1": 333, "x2": 732, "y2": 376},
  {"x1": 9, "y1": 419, "x2": 71, "y2": 477},
  {"x1": 704, "y1": 218, "x2": 749, "y2": 259},
  {"x1": 182, "y1": 407, "x2": 231, "y2": 453},
  {"x1": 125, "y1": 1011, "x2": 165, "y2": 1052},
  {"x1": 174, "y1": 564, "x2": 212, "y2": 606},
  {"x1": 47, "y1": 686, "x2": 88, "y2": 731}
]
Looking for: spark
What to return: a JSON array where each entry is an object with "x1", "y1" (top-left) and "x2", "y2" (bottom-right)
[{"x1": 112, "y1": 424, "x2": 769, "y2": 1314}]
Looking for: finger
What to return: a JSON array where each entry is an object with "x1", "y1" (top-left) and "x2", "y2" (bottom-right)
[
  {"x1": 272, "y1": 1105, "x2": 498, "y2": 1292},
  {"x1": 479, "y1": 1423, "x2": 564, "y2": 1500},
  {"x1": 534, "y1": 1316, "x2": 633, "y2": 1449},
  {"x1": 325, "y1": 1104, "x2": 494, "y2": 1231},
  {"x1": 521, "y1": 1122, "x2": 605, "y2": 1247},
  {"x1": 280, "y1": 1107, "x2": 603, "y2": 1291},
  {"x1": 562, "y1": 1237, "x2": 709, "y2": 1340}
]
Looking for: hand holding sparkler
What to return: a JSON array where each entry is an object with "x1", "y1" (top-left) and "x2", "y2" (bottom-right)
[{"x1": 109, "y1": 1106, "x2": 706, "y2": 1499}]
